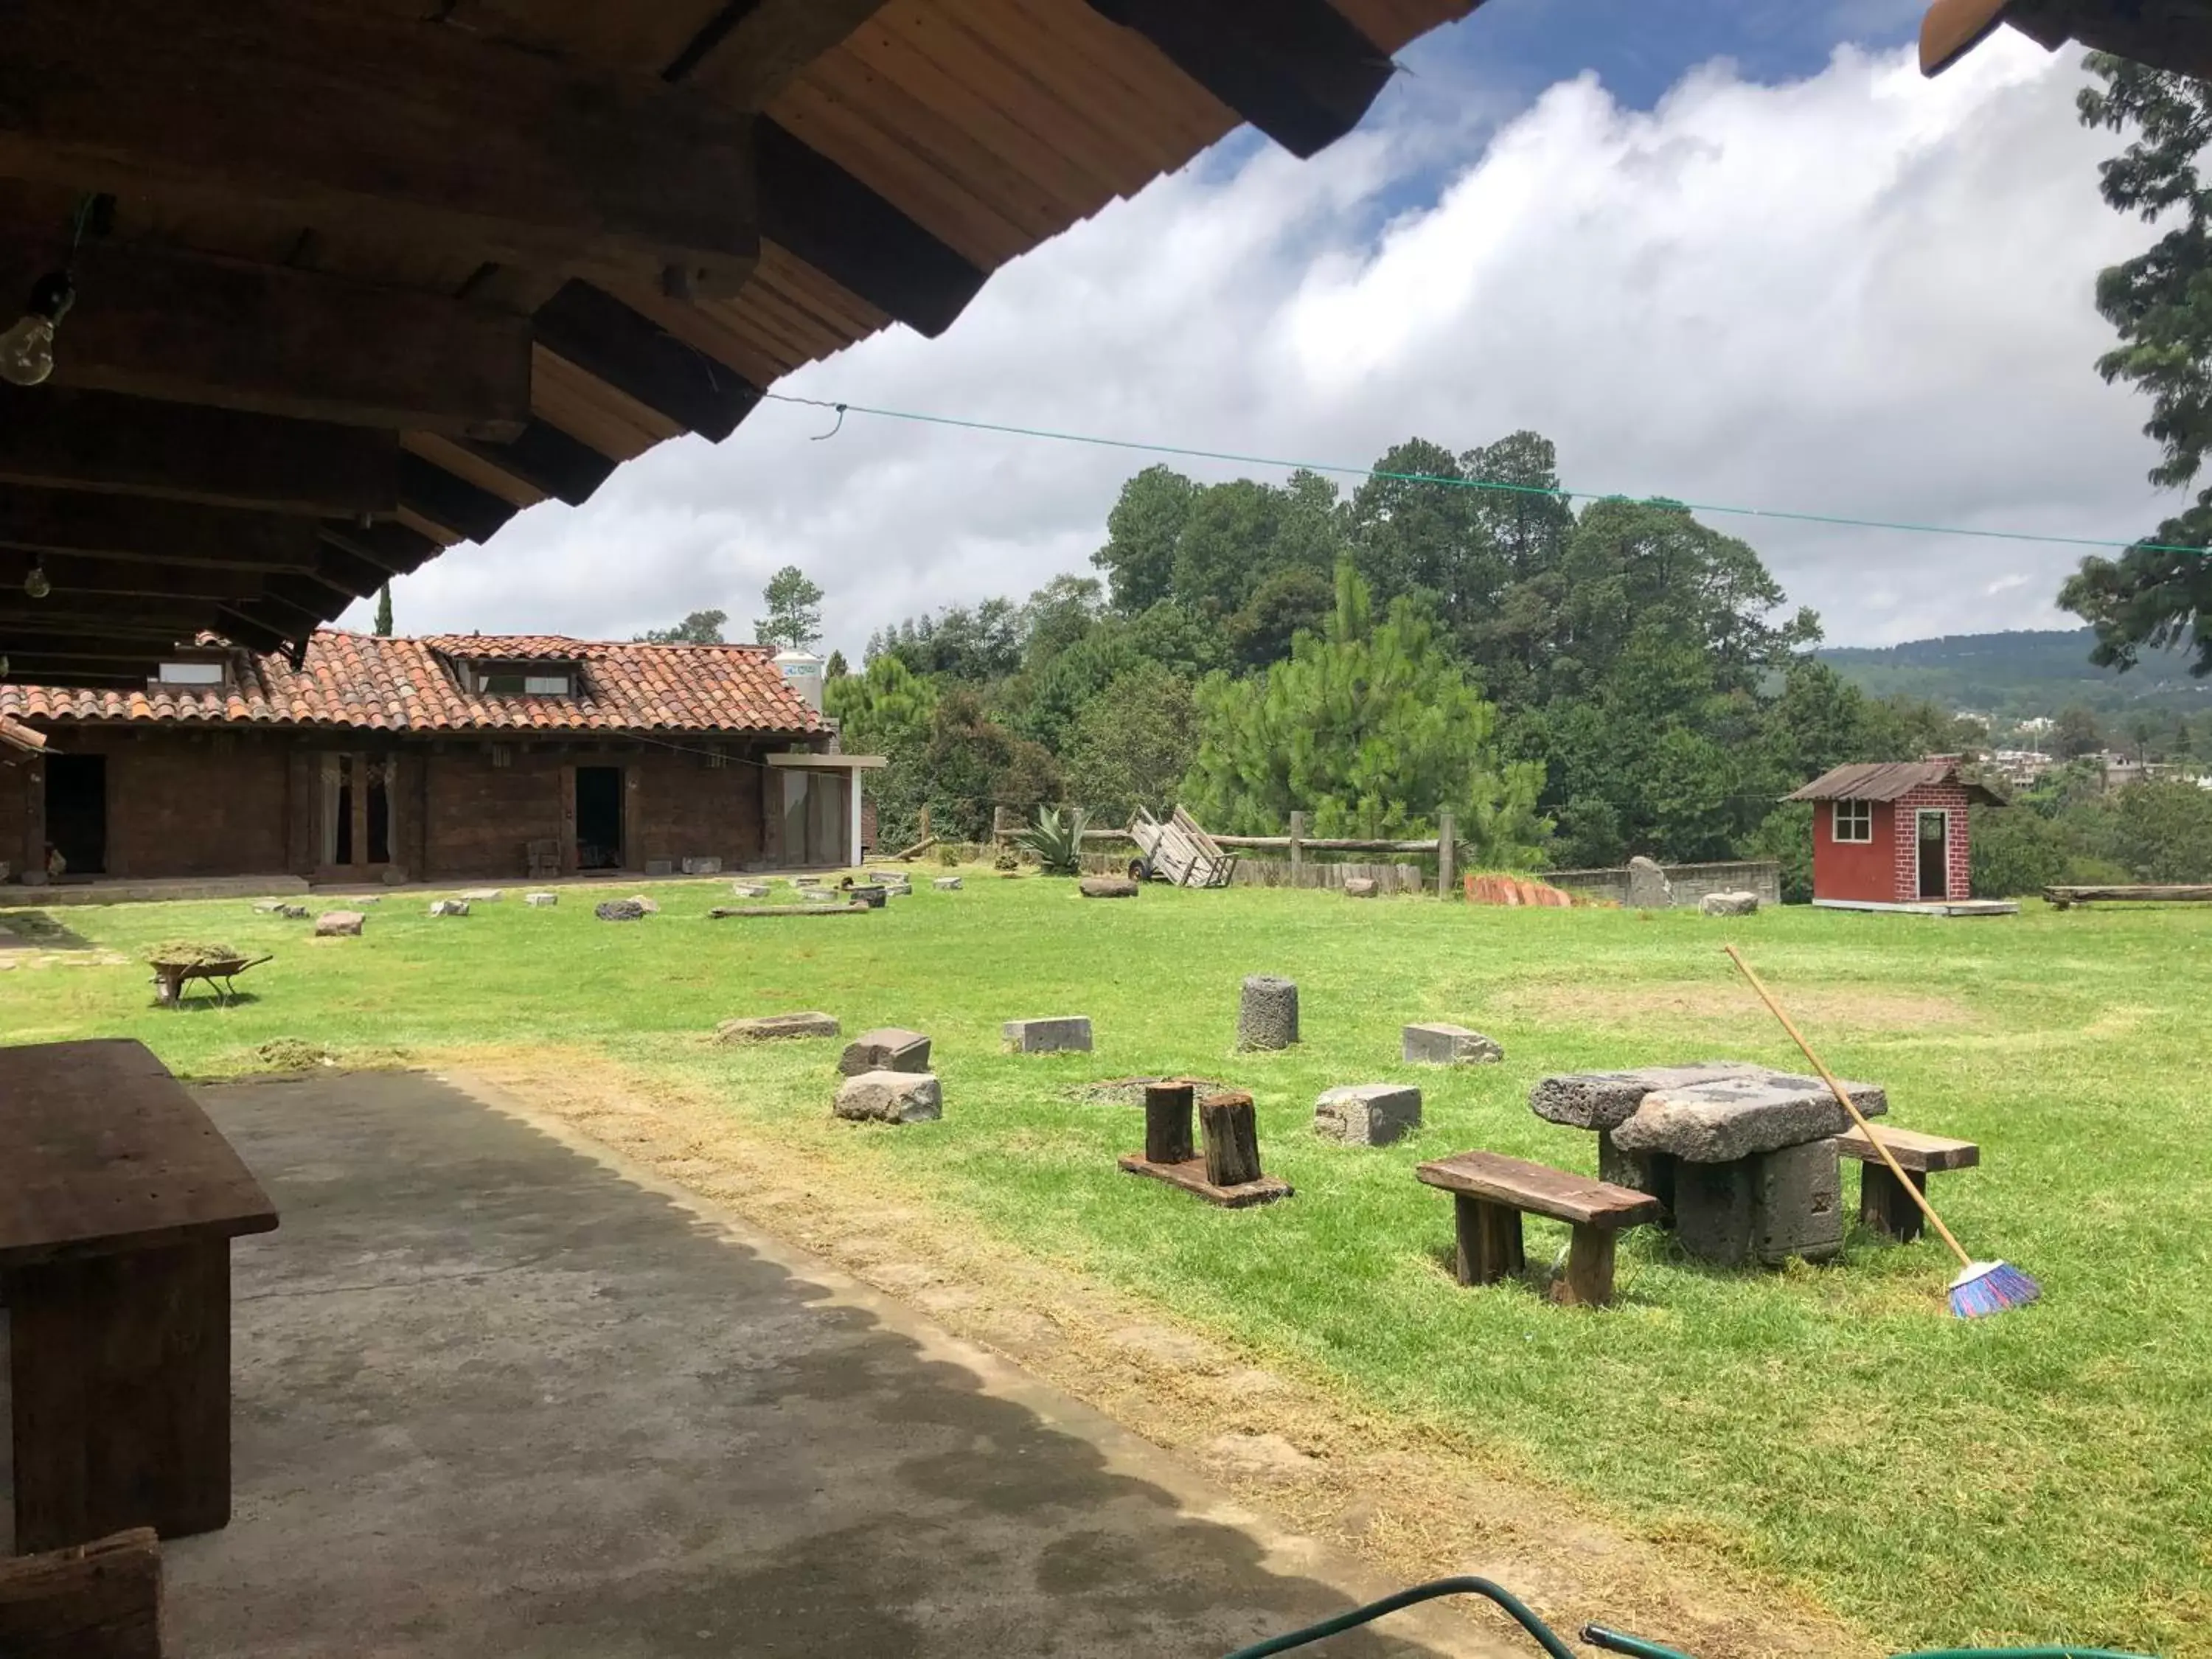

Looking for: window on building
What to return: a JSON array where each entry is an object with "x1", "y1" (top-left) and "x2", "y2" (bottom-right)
[
  {"x1": 1832, "y1": 799, "x2": 1872, "y2": 843},
  {"x1": 156, "y1": 661, "x2": 226, "y2": 685},
  {"x1": 470, "y1": 666, "x2": 575, "y2": 696}
]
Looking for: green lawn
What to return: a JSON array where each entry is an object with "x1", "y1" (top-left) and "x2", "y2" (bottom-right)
[{"x1": 4, "y1": 875, "x2": 2207, "y2": 1654}]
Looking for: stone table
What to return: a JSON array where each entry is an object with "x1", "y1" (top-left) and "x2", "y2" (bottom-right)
[{"x1": 1529, "y1": 1062, "x2": 1888, "y2": 1266}]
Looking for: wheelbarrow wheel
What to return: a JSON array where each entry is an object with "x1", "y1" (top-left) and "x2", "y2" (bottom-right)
[{"x1": 1127, "y1": 857, "x2": 1153, "y2": 883}]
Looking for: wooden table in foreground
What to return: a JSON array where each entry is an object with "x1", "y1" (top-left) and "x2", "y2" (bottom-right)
[{"x1": 0, "y1": 1038, "x2": 278, "y2": 1553}]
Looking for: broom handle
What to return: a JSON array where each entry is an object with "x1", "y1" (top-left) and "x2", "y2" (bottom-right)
[{"x1": 1722, "y1": 946, "x2": 1974, "y2": 1270}]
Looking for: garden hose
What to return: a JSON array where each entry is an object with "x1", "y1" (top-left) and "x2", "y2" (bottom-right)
[{"x1": 1218, "y1": 1577, "x2": 2160, "y2": 1659}]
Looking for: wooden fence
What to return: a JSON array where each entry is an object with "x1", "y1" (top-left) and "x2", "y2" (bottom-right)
[{"x1": 1076, "y1": 807, "x2": 1458, "y2": 896}]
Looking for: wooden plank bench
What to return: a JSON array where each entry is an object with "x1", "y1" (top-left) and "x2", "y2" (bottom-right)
[
  {"x1": 2045, "y1": 883, "x2": 2212, "y2": 909},
  {"x1": 1415, "y1": 1150, "x2": 1660, "y2": 1307},
  {"x1": 0, "y1": 1038, "x2": 278, "y2": 1552},
  {"x1": 1832, "y1": 1125, "x2": 1979, "y2": 1243}
]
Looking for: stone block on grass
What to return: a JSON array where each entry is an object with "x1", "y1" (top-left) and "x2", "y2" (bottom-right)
[
  {"x1": 835, "y1": 1069, "x2": 942, "y2": 1124},
  {"x1": 1402, "y1": 1023, "x2": 1503, "y2": 1065},
  {"x1": 428, "y1": 899, "x2": 470, "y2": 917},
  {"x1": 1079, "y1": 876, "x2": 1138, "y2": 898},
  {"x1": 682, "y1": 856, "x2": 722, "y2": 875},
  {"x1": 1237, "y1": 975, "x2": 1299, "y2": 1051},
  {"x1": 1343, "y1": 877, "x2": 1378, "y2": 899},
  {"x1": 595, "y1": 900, "x2": 646, "y2": 922},
  {"x1": 252, "y1": 897, "x2": 292, "y2": 913},
  {"x1": 849, "y1": 885, "x2": 888, "y2": 908},
  {"x1": 1700, "y1": 890, "x2": 1759, "y2": 917},
  {"x1": 1003, "y1": 1016, "x2": 1093, "y2": 1054},
  {"x1": 458, "y1": 888, "x2": 504, "y2": 902},
  {"x1": 627, "y1": 895, "x2": 661, "y2": 914},
  {"x1": 720, "y1": 1011, "x2": 842, "y2": 1044},
  {"x1": 1313, "y1": 1083, "x2": 1422, "y2": 1147},
  {"x1": 933, "y1": 876, "x2": 963, "y2": 891},
  {"x1": 315, "y1": 911, "x2": 365, "y2": 937},
  {"x1": 526, "y1": 891, "x2": 558, "y2": 907},
  {"x1": 1753, "y1": 1138, "x2": 1843, "y2": 1263},
  {"x1": 1625, "y1": 856, "x2": 1674, "y2": 909},
  {"x1": 840, "y1": 1027, "x2": 932, "y2": 1074},
  {"x1": 730, "y1": 882, "x2": 771, "y2": 900}
]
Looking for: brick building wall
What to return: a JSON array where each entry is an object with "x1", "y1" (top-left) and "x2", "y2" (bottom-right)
[
  {"x1": 1810, "y1": 799, "x2": 1897, "y2": 905},
  {"x1": 1891, "y1": 779, "x2": 1972, "y2": 903}
]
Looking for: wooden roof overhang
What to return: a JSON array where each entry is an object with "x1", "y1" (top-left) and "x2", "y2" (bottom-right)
[
  {"x1": 0, "y1": 0, "x2": 1480, "y2": 688},
  {"x1": 1921, "y1": 0, "x2": 2212, "y2": 76}
]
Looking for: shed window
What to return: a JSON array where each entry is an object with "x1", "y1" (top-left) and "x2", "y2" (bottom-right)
[{"x1": 1832, "y1": 800, "x2": 1872, "y2": 843}]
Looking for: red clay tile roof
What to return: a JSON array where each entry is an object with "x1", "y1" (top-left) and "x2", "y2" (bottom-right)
[
  {"x1": 0, "y1": 714, "x2": 46, "y2": 754},
  {"x1": 0, "y1": 630, "x2": 823, "y2": 737},
  {"x1": 1788, "y1": 759, "x2": 2006, "y2": 806}
]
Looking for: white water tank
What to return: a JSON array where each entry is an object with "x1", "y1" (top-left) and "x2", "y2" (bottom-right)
[{"x1": 773, "y1": 647, "x2": 825, "y2": 713}]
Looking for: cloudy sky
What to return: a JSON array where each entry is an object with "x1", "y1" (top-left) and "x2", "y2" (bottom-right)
[{"x1": 350, "y1": 1, "x2": 2174, "y2": 657}]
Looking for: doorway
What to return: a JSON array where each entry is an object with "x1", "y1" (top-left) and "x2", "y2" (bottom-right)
[
  {"x1": 576, "y1": 766, "x2": 623, "y2": 869},
  {"x1": 1916, "y1": 810, "x2": 1950, "y2": 900},
  {"x1": 45, "y1": 754, "x2": 107, "y2": 877}
]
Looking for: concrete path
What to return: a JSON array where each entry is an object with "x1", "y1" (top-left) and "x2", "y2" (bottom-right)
[{"x1": 8, "y1": 1071, "x2": 1472, "y2": 1657}]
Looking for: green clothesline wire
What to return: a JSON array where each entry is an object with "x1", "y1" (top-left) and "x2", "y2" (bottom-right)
[{"x1": 759, "y1": 390, "x2": 2205, "y2": 558}]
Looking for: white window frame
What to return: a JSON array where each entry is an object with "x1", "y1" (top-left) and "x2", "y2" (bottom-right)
[
  {"x1": 156, "y1": 661, "x2": 226, "y2": 684},
  {"x1": 1832, "y1": 799, "x2": 1872, "y2": 843}
]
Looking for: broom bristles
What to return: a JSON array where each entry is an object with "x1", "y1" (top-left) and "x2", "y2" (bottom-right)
[{"x1": 1948, "y1": 1259, "x2": 2040, "y2": 1319}]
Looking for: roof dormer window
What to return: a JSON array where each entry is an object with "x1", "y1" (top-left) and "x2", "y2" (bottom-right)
[
  {"x1": 462, "y1": 662, "x2": 577, "y2": 697},
  {"x1": 150, "y1": 659, "x2": 229, "y2": 692}
]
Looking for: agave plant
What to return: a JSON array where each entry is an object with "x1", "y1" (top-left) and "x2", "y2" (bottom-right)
[{"x1": 1019, "y1": 804, "x2": 1090, "y2": 875}]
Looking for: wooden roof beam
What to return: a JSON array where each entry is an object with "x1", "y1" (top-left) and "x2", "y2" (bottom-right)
[
  {"x1": 757, "y1": 122, "x2": 987, "y2": 340},
  {"x1": 397, "y1": 455, "x2": 521, "y2": 547},
  {"x1": 319, "y1": 521, "x2": 448, "y2": 579},
  {"x1": 454, "y1": 420, "x2": 619, "y2": 509},
  {"x1": 0, "y1": 662, "x2": 158, "y2": 687},
  {"x1": 669, "y1": 1, "x2": 892, "y2": 109},
  {"x1": 1084, "y1": 0, "x2": 1397, "y2": 159},
  {"x1": 0, "y1": 0, "x2": 759, "y2": 297},
  {"x1": 0, "y1": 550, "x2": 270, "y2": 602},
  {"x1": 0, "y1": 389, "x2": 397, "y2": 516},
  {"x1": 0, "y1": 226, "x2": 532, "y2": 438},
  {"x1": 534, "y1": 282, "x2": 759, "y2": 442},
  {"x1": 0, "y1": 488, "x2": 327, "y2": 571}
]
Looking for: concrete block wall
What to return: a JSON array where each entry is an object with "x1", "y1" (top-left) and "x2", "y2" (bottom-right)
[{"x1": 1548, "y1": 860, "x2": 1783, "y2": 908}]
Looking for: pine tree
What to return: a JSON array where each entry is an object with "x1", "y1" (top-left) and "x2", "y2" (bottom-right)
[{"x1": 373, "y1": 584, "x2": 393, "y2": 636}]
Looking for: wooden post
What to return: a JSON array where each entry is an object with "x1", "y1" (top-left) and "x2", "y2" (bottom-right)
[
  {"x1": 1436, "y1": 809, "x2": 1455, "y2": 900},
  {"x1": 1199, "y1": 1091, "x2": 1262, "y2": 1187},
  {"x1": 1860, "y1": 1164, "x2": 1927, "y2": 1244},
  {"x1": 23, "y1": 754, "x2": 45, "y2": 877},
  {"x1": 1288, "y1": 810, "x2": 1305, "y2": 883},
  {"x1": 349, "y1": 751, "x2": 369, "y2": 871},
  {"x1": 1554, "y1": 1223, "x2": 1618, "y2": 1307},
  {"x1": 1143, "y1": 1080, "x2": 1195, "y2": 1165},
  {"x1": 1452, "y1": 1195, "x2": 1525, "y2": 1284}
]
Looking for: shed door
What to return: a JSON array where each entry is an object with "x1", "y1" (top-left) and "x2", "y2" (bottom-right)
[{"x1": 1916, "y1": 810, "x2": 1949, "y2": 900}]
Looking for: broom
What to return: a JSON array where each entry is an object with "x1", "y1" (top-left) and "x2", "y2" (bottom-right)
[{"x1": 1722, "y1": 945, "x2": 2039, "y2": 1319}]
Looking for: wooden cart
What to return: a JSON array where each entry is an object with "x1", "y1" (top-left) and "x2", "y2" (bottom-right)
[{"x1": 1126, "y1": 806, "x2": 1237, "y2": 888}]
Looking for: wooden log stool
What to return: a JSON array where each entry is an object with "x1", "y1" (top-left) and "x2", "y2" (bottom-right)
[
  {"x1": 1832, "y1": 1125, "x2": 1979, "y2": 1243},
  {"x1": 1415, "y1": 1150, "x2": 1660, "y2": 1307},
  {"x1": 1119, "y1": 1085, "x2": 1291, "y2": 1207}
]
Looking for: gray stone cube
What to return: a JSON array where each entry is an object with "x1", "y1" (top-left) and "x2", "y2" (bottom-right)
[
  {"x1": 1343, "y1": 877, "x2": 1378, "y2": 898},
  {"x1": 1529, "y1": 1062, "x2": 1753, "y2": 1130},
  {"x1": 1598, "y1": 1130, "x2": 1676, "y2": 1218},
  {"x1": 835, "y1": 1070, "x2": 942, "y2": 1124},
  {"x1": 1237, "y1": 975, "x2": 1299, "y2": 1051},
  {"x1": 1673, "y1": 1159, "x2": 1754, "y2": 1267},
  {"x1": 841, "y1": 1027, "x2": 933, "y2": 1074},
  {"x1": 933, "y1": 876, "x2": 964, "y2": 891},
  {"x1": 427, "y1": 899, "x2": 470, "y2": 917},
  {"x1": 645, "y1": 858, "x2": 675, "y2": 877},
  {"x1": 1700, "y1": 890, "x2": 1759, "y2": 917},
  {"x1": 1003, "y1": 1016, "x2": 1093, "y2": 1054},
  {"x1": 1313, "y1": 1083, "x2": 1422, "y2": 1147},
  {"x1": 526, "y1": 891, "x2": 558, "y2": 907},
  {"x1": 1752, "y1": 1138, "x2": 1843, "y2": 1263},
  {"x1": 1402, "y1": 1023, "x2": 1503, "y2": 1065},
  {"x1": 720, "y1": 1012, "x2": 842, "y2": 1044}
]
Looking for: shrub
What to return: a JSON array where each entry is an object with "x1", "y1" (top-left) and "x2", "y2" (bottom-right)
[{"x1": 1019, "y1": 806, "x2": 1090, "y2": 875}]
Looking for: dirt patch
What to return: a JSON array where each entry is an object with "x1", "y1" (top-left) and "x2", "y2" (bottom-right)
[
  {"x1": 437, "y1": 1043, "x2": 1865, "y2": 1659},
  {"x1": 1505, "y1": 981, "x2": 1972, "y2": 1032}
]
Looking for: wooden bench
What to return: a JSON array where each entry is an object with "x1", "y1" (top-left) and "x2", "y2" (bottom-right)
[
  {"x1": 0, "y1": 1039, "x2": 278, "y2": 1553},
  {"x1": 1832, "y1": 1125, "x2": 1979, "y2": 1243},
  {"x1": 1415, "y1": 1150, "x2": 1660, "y2": 1307},
  {"x1": 2045, "y1": 883, "x2": 2212, "y2": 909}
]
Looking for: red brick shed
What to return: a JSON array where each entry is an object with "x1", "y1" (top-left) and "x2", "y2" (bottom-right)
[{"x1": 1787, "y1": 759, "x2": 2006, "y2": 910}]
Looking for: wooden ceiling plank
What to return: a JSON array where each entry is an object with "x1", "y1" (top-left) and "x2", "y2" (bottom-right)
[
  {"x1": 676, "y1": 1, "x2": 894, "y2": 108},
  {"x1": 0, "y1": 226, "x2": 532, "y2": 437},
  {"x1": 987, "y1": 0, "x2": 1219, "y2": 171},
  {"x1": 318, "y1": 522, "x2": 446, "y2": 578},
  {"x1": 757, "y1": 120, "x2": 990, "y2": 340},
  {"x1": 397, "y1": 454, "x2": 523, "y2": 547},
  {"x1": 0, "y1": 0, "x2": 759, "y2": 296},
  {"x1": 534, "y1": 282, "x2": 760, "y2": 442},
  {"x1": 0, "y1": 551, "x2": 268, "y2": 602},
  {"x1": 529, "y1": 349, "x2": 680, "y2": 459},
  {"x1": 0, "y1": 489, "x2": 326, "y2": 571},
  {"x1": 403, "y1": 434, "x2": 549, "y2": 512},
  {"x1": 451, "y1": 421, "x2": 619, "y2": 509},
  {"x1": 211, "y1": 606, "x2": 299, "y2": 654},
  {"x1": 937, "y1": 0, "x2": 1180, "y2": 181},
  {"x1": 1079, "y1": 0, "x2": 1396, "y2": 159},
  {"x1": 0, "y1": 388, "x2": 397, "y2": 516}
]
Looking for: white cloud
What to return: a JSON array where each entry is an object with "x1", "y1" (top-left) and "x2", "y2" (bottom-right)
[{"x1": 356, "y1": 32, "x2": 2169, "y2": 653}]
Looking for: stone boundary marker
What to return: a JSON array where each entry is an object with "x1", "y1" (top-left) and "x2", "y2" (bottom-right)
[
  {"x1": 315, "y1": 911, "x2": 364, "y2": 936},
  {"x1": 841, "y1": 1028, "x2": 932, "y2": 1074},
  {"x1": 1237, "y1": 975, "x2": 1298, "y2": 1050},
  {"x1": 718, "y1": 1012, "x2": 841, "y2": 1043},
  {"x1": 526, "y1": 891, "x2": 558, "y2": 907},
  {"x1": 1004, "y1": 1016, "x2": 1092, "y2": 1054},
  {"x1": 933, "y1": 876, "x2": 963, "y2": 891},
  {"x1": 835, "y1": 1070, "x2": 942, "y2": 1124},
  {"x1": 1402, "y1": 1023, "x2": 1503, "y2": 1065},
  {"x1": 1313, "y1": 1084, "x2": 1422, "y2": 1147},
  {"x1": 1079, "y1": 876, "x2": 1138, "y2": 898},
  {"x1": 427, "y1": 899, "x2": 470, "y2": 917}
]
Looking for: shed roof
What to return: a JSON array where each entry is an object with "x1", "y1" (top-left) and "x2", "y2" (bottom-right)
[
  {"x1": 0, "y1": 630, "x2": 822, "y2": 738},
  {"x1": 0, "y1": 0, "x2": 1481, "y2": 684},
  {"x1": 1787, "y1": 760, "x2": 2007, "y2": 806}
]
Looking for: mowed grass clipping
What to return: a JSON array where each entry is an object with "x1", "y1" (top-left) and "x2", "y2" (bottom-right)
[{"x1": 4, "y1": 875, "x2": 2208, "y2": 1654}]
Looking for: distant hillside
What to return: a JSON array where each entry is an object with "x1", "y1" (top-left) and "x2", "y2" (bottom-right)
[{"x1": 1818, "y1": 628, "x2": 2211, "y2": 722}]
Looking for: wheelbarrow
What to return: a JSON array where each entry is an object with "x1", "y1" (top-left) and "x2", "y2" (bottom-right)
[
  {"x1": 150, "y1": 953, "x2": 273, "y2": 1007},
  {"x1": 1222, "y1": 1576, "x2": 2154, "y2": 1659}
]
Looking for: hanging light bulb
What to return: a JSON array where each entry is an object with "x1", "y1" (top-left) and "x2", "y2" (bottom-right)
[
  {"x1": 24, "y1": 557, "x2": 52, "y2": 600},
  {"x1": 0, "y1": 272, "x2": 75, "y2": 388}
]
